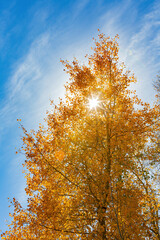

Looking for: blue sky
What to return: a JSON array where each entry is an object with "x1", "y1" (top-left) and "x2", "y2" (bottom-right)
[{"x1": 0, "y1": 0, "x2": 160, "y2": 233}]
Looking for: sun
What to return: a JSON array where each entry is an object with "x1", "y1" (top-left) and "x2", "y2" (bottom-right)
[{"x1": 88, "y1": 97, "x2": 99, "y2": 110}]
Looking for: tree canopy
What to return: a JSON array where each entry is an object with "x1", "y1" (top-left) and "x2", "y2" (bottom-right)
[{"x1": 2, "y1": 33, "x2": 160, "y2": 240}]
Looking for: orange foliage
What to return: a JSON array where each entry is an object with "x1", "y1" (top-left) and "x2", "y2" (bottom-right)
[{"x1": 2, "y1": 33, "x2": 160, "y2": 239}]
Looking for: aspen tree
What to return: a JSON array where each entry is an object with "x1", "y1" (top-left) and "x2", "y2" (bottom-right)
[{"x1": 2, "y1": 33, "x2": 160, "y2": 240}]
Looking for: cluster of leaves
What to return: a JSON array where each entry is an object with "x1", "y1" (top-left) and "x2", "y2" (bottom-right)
[{"x1": 1, "y1": 33, "x2": 160, "y2": 239}]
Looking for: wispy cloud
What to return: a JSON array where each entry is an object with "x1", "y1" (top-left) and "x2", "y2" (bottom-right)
[
  {"x1": 72, "y1": 0, "x2": 90, "y2": 19},
  {"x1": 9, "y1": 33, "x2": 50, "y2": 100},
  {"x1": 101, "y1": 0, "x2": 160, "y2": 103},
  {"x1": 0, "y1": 33, "x2": 50, "y2": 132}
]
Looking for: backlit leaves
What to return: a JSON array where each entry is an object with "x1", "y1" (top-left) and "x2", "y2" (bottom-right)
[{"x1": 2, "y1": 33, "x2": 160, "y2": 240}]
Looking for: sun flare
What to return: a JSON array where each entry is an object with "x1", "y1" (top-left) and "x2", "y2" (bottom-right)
[{"x1": 88, "y1": 97, "x2": 99, "y2": 110}]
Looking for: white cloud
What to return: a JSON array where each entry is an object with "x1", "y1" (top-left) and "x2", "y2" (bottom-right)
[
  {"x1": 72, "y1": 0, "x2": 90, "y2": 19},
  {"x1": 101, "y1": 0, "x2": 160, "y2": 104}
]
